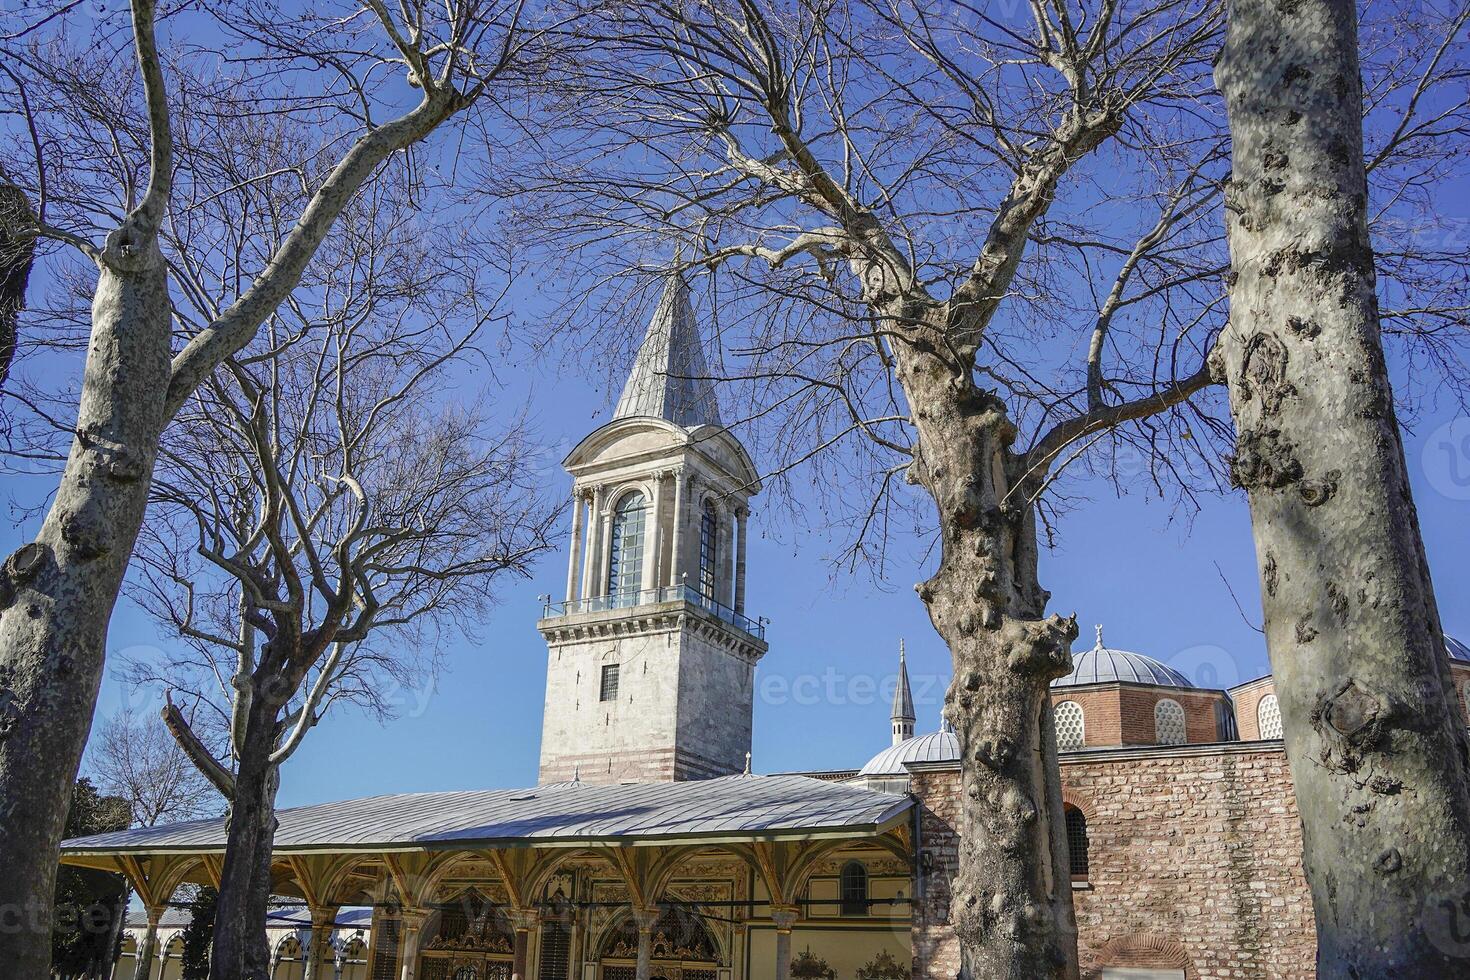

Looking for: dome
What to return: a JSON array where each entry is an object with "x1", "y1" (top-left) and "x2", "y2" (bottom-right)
[
  {"x1": 1053, "y1": 626, "x2": 1193, "y2": 689},
  {"x1": 1448, "y1": 635, "x2": 1470, "y2": 663},
  {"x1": 858, "y1": 729, "x2": 959, "y2": 776}
]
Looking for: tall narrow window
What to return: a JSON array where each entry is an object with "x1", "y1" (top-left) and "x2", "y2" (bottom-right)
[
  {"x1": 1257, "y1": 693, "x2": 1283, "y2": 740},
  {"x1": 839, "y1": 861, "x2": 868, "y2": 916},
  {"x1": 1054, "y1": 700, "x2": 1085, "y2": 750},
  {"x1": 1065, "y1": 805, "x2": 1090, "y2": 880},
  {"x1": 599, "y1": 664, "x2": 620, "y2": 702},
  {"x1": 606, "y1": 491, "x2": 647, "y2": 604},
  {"x1": 1154, "y1": 698, "x2": 1186, "y2": 745},
  {"x1": 698, "y1": 499, "x2": 719, "y2": 600}
]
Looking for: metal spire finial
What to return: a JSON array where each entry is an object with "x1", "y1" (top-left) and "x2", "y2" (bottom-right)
[
  {"x1": 743, "y1": 751, "x2": 752, "y2": 775},
  {"x1": 1095, "y1": 624, "x2": 1105, "y2": 649}
]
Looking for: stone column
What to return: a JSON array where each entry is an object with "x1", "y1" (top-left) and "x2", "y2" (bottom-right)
[
  {"x1": 566, "y1": 488, "x2": 585, "y2": 603},
  {"x1": 668, "y1": 471, "x2": 687, "y2": 589},
  {"x1": 582, "y1": 484, "x2": 607, "y2": 600},
  {"x1": 720, "y1": 503, "x2": 736, "y2": 609},
  {"x1": 134, "y1": 906, "x2": 162, "y2": 980},
  {"x1": 771, "y1": 906, "x2": 799, "y2": 980},
  {"x1": 511, "y1": 908, "x2": 540, "y2": 980},
  {"x1": 734, "y1": 507, "x2": 749, "y2": 616},
  {"x1": 632, "y1": 907, "x2": 660, "y2": 980},
  {"x1": 398, "y1": 910, "x2": 428, "y2": 980},
  {"x1": 642, "y1": 473, "x2": 665, "y2": 595},
  {"x1": 304, "y1": 906, "x2": 338, "y2": 980}
]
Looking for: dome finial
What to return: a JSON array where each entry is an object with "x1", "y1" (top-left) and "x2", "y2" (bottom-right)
[
  {"x1": 743, "y1": 751, "x2": 752, "y2": 775},
  {"x1": 1094, "y1": 623, "x2": 1105, "y2": 650}
]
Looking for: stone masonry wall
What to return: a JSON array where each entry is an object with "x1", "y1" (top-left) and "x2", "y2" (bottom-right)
[{"x1": 910, "y1": 743, "x2": 1316, "y2": 979}]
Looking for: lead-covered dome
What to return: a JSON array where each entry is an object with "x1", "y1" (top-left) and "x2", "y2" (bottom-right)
[
  {"x1": 1052, "y1": 626, "x2": 1193, "y2": 689},
  {"x1": 1448, "y1": 635, "x2": 1470, "y2": 662},
  {"x1": 858, "y1": 729, "x2": 960, "y2": 776}
]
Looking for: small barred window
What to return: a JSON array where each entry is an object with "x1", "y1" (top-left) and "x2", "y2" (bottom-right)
[
  {"x1": 1257, "y1": 693, "x2": 1283, "y2": 740},
  {"x1": 1065, "y1": 805, "x2": 1090, "y2": 880},
  {"x1": 1154, "y1": 698, "x2": 1187, "y2": 745},
  {"x1": 600, "y1": 663, "x2": 620, "y2": 702},
  {"x1": 1055, "y1": 701, "x2": 1085, "y2": 750}
]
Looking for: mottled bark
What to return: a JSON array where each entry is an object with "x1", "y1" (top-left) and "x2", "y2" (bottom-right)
[
  {"x1": 1216, "y1": 0, "x2": 1470, "y2": 974},
  {"x1": 0, "y1": 185, "x2": 37, "y2": 386},
  {"x1": 0, "y1": 211, "x2": 172, "y2": 977},
  {"x1": 898, "y1": 307, "x2": 1080, "y2": 980},
  {"x1": 208, "y1": 702, "x2": 283, "y2": 980}
]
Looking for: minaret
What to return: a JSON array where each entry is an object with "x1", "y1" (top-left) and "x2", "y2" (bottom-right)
[
  {"x1": 892, "y1": 640, "x2": 916, "y2": 746},
  {"x1": 537, "y1": 272, "x2": 767, "y2": 784}
]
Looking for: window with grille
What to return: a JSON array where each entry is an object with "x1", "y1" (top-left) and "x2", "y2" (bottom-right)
[
  {"x1": 1054, "y1": 701, "x2": 1085, "y2": 750},
  {"x1": 538, "y1": 922, "x2": 571, "y2": 980},
  {"x1": 370, "y1": 917, "x2": 400, "y2": 980},
  {"x1": 600, "y1": 663, "x2": 620, "y2": 702},
  {"x1": 607, "y1": 491, "x2": 647, "y2": 604},
  {"x1": 698, "y1": 500, "x2": 718, "y2": 599},
  {"x1": 1065, "y1": 805, "x2": 1090, "y2": 880},
  {"x1": 840, "y1": 860, "x2": 869, "y2": 916},
  {"x1": 1154, "y1": 698, "x2": 1186, "y2": 745},
  {"x1": 1257, "y1": 694, "x2": 1283, "y2": 739}
]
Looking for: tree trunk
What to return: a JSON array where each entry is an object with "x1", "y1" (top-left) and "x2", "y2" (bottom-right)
[
  {"x1": 0, "y1": 222, "x2": 172, "y2": 978},
  {"x1": 897, "y1": 317, "x2": 1080, "y2": 980},
  {"x1": 209, "y1": 704, "x2": 283, "y2": 980},
  {"x1": 1216, "y1": 0, "x2": 1470, "y2": 974}
]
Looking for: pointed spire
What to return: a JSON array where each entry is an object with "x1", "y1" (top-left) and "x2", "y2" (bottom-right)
[
  {"x1": 891, "y1": 639, "x2": 916, "y2": 746},
  {"x1": 1094, "y1": 624, "x2": 1105, "y2": 650},
  {"x1": 743, "y1": 751, "x2": 753, "y2": 775},
  {"x1": 614, "y1": 272, "x2": 723, "y2": 428}
]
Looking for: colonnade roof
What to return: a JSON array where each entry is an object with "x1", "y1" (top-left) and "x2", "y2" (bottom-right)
[{"x1": 60, "y1": 774, "x2": 913, "y2": 859}]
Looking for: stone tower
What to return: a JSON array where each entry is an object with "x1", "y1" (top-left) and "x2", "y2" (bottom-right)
[
  {"x1": 891, "y1": 640, "x2": 915, "y2": 746},
  {"x1": 537, "y1": 274, "x2": 767, "y2": 785}
]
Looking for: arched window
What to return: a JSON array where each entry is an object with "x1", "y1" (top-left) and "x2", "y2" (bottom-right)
[
  {"x1": 1154, "y1": 698, "x2": 1187, "y2": 745},
  {"x1": 698, "y1": 499, "x2": 719, "y2": 600},
  {"x1": 840, "y1": 861, "x2": 869, "y2": 916},
  {"x1": 1257, "y1": 693, "x2": 1283, "y2": 740},
  {"x1": 1055, "y1": 701, "x2": 1085, "y2": 750},
  {"x1": 1064, "y1": 805, "x2": 1090, "y2": 881},
  {"x1": 607, "y1": 491, "x2": 647, "y2": 604}
]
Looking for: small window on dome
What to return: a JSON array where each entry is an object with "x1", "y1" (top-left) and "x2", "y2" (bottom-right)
[
  {"x1": 1154, "y1": 698, "x2": 1186, "y2": 745},
  {"x1": 1055, "y1": 701, "x2": 1085, "y2": 750},
  {"x1": 1257, "y1": 693, "x2": 1283, "y2": 740}
]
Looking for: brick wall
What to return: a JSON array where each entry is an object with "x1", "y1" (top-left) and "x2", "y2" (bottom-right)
[
  {"x1": 1049, "y1": 685, "x2": 1229, "y2": 747},
  {"x1": 910, "y1": 743, "x2": 1317, "y2": 979}
]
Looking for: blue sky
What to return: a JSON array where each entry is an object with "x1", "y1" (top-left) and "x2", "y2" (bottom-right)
[{"x1": 19, "y1": 304, "x2": 1461, "y2": 810}]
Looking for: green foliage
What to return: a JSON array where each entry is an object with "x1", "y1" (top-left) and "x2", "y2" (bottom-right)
[
  {"x1": 51, "y1": 778, "x2": 130, "y2": 977},
  {"x1": 180, "y1": 886, "x2": 218, "y2": 979},
  {"x1": 856, "y1": 949, "x2": 908, "y2": 979},
  {"x1": 790, "y1": 948, "x2": 835, "y2": 980}
]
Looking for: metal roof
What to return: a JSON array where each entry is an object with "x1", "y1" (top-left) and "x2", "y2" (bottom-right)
[
  {"x1": 859, "y1": 730, "x2": 960, "y2": 776},
  {"x1": 1052, "y1": 626, "x2": 1194, "y2": 689},
  {"x1": 62, "y1": 775, "x2": 912, "y2": 856},
  {"x1": 613, "y1": 273, "x2": 723, "y2": 429},
  {"x1": 1449, "y1": 635, "x2": 1470, "y2": 662}
]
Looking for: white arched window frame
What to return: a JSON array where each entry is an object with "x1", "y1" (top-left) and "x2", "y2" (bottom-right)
[
  {"x1": 606, "y1": 490, "x2": 648, "y2": 605},
  {"x1": 1154, "y1": 698, "x2": 1187, "y2": 745},
  {"x1": 1257, "y1": 693, "x2": 1283, "y2": 740},
  {"x1": 1055, "y1": 701, "x2": 1085, "y2": 750}
]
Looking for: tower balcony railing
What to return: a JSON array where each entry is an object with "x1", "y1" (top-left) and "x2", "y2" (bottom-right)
[{"x1": 542, "y1": 584, "x2": 766, "y2": 640}]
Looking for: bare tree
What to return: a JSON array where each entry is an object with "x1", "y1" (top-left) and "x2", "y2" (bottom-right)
[
  {"x1": 112, "y1": 180, "x2": 559, "y2": 976},
  {"x1": 0, "y1": 184, "x2": 34, "y2": 387},
  {"x1": 513, "y1": 0, "x2": 1470, "y2": 974},
  {"x1": 1215, "y1": 0, "x2": 1470, "y2": 974},
  {"x1": 0, "y1": 1, "x2": 548, "y2": 972},
  {"x1": 91, "y1": 710, "x2": 217, "y2": 829}
]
